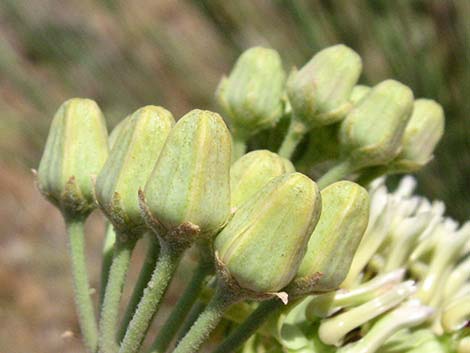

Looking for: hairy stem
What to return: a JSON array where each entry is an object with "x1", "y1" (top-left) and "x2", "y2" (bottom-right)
[
  {"x1": 118, "y1": 234, "x2": 160, "y2": 341},
  {"x1": 100, "y1": 223, "x2": 116, "y2": 308},
  {"x1": 147, "y1": 252, "x2": 213, "y2": 353},
  {"x1": 99, "y1": 235, "x2": 138, "y2": 353},
  {"x1": 66, "y1": 218, "x2": 98, "y2": 353},
  {"x1": 278, "y1": 118, "x2": 308, "y2": 159},
  {"x1": 317, "y1": 160, "x2": 355, "y2": 189},
  {"x1": 212, "y1": 299, "x2": 282, "y2": 353},
  {"x1": 172, "y1": 285, "x2": 237, "y2": 353},
  {"x1": 119, "y1": 241, "x2": 185, "y2": 353}
]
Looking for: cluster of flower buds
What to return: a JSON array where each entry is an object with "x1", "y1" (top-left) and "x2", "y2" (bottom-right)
[
  {"x1": 35, "y1": 43, "x2": 451, "y2": 353},
  {"x1": 252, "y1": 177, "x2": 470, "y2": 353}
]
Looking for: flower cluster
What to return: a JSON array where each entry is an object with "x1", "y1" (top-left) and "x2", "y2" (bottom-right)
[
  {"x1": 35, "y1": 44, "x2": 450, "y2": 353},
  {"x1": 239, "y1": 176, "x2": 470, "y2": 353}
]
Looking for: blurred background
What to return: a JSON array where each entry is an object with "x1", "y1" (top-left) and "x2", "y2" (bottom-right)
[{"x1": 0, "y1": 0, "x2": 468, "y2": 352}]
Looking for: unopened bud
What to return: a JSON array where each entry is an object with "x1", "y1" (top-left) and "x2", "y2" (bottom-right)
[
  {"x1": 349, "y1": 85, "x2": 371, "y2": 105},
  {"x1": 287, "y1": 44, "x2": 362, "y2": 128},
  {"x1": 143, "y1": 109, "x2": 231, "y2": 237},
  {"x1": 37, "y1": 98, "x2": 108, "y2": 218},
  {"x1": 391, "y1": 99, "x2": 445, "y2": 172},
  {"x1": 339, "y1": 80, "x2": 414, "y2": 169},
  {"x1": 216, "y1": 47, "x2": 285, "y2": 138},
  {"x1": 95, "y1": 106, "x2": 174, "y2": 235},
  {"x1": 215, "y1": 173, "x2": 321, "y2": 293},
  {"x1": 230, "y1": 150, "x2": 294, "y2": 210},
  {"x1": 293, "y1": 181, "x2": 369, "y2": 294}
]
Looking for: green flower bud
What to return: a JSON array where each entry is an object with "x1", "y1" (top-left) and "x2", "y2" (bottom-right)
[
  {"x1": 287, "y1": 44, "x2": 362, "y2": 128},
  {"x1": 230, "y1": 150, "x2": 294, "y2": 210},
  {"x1": 95, "y1": 106, "x2": 175, "y2": 235},
  {"x1": 215, "y1": 173, "x2": 321, "y2": 293},
  {"x1": 216, "y1": 47, "x2": 285, "y2": 138},
  {"x1": 339, "y1": 79, "x2": 414, "y2": 169},
  {"x1": 143, "y1": 109, "x2": 231, "y2": 237},
  {"x1": 390, "y1": 99, "x2": 445, "y2": 173},
  {"x1": 37, "y1": 98, "x2": 108, "y2": 218},
  {"x1": 294, "y1": 181, "x2": 369, "y2": 293},
  {"x1": 349, "y1": 85, "x2": 371, "y2": 105},
  {"x1": 108, "y1": 117, "x2": 128, "y2": 148}
]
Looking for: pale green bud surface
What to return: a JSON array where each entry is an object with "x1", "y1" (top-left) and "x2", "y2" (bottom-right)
[
  {"x1": 95, "y1": 106, "x2": 175, "y2": 234},
  {"x1": 295, "y1": 181, "x2": 370, "y2": 292},
  {"x1": 108, "y1": 117, "x2": 128, "y2": 148},
  {"x1": 287, "y1": 44, "x2": 362, "y2": 128},
  {"x1": 350, "y1": 85, "x2": 371, "y2": 105},
  {"x1": 230, "y1": 150, "x2": 294, "y2": 210},
  {"x1": 216, "y1": 47, "x2": 285, "y2": 138},
  {"x1": 37, "y1": 98, "x2": 108, "y2": 217},
  {"x1": 339, "y1": 79, "x2": 414, "y2": 168},
  {"x1": 215, "y1": 172, "x2": 321, "y2": 293},
  {"x1": 392, "y1": 99, "x2": 445, "y2": 172},
  {"x1": 144, "y1": 109, "x2": 231, "y2": 236}
]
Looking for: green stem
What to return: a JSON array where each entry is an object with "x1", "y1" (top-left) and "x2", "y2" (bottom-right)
[
  {"x1": 66, "y1": 218, "x2": 98, "y2": 353},
  {"x1": 147, "y1": 254, "x2": 213, "y2": 353},
  {"x1": 99, "y1": 235, "x2": 138, "y2": 353},
  {"x1": 119, "y1": 241, "x2": 185, "y2": 353},
  {"x1": 172, "y1": 285, "x2": 237, "y2": 353},
  {"x1": 317, "y1": 160, "x2": 355, "y2": 189},
  {"x1": 278, "y1": 118, "x2": 308, "y2": 159},
  {"x1": 211, "y1": 299, "x2": 282, "y2": 353},
  {"x1": 100, "y1": 223, "x2": 116, "y2": 308},
  {"x1": 177, "y1": 301, "x2": 207, "y2": 341},
  {"x1": 118, "y1": 234, "x2": 160, "y2": 341},
  {"x1": 232, "y1": 131, "x2": 247, "y2": 161}
]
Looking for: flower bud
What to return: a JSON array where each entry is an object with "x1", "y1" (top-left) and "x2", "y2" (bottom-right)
[
  {"x1": 143, "y1": 109, "x2": 231, "y2": 237},
  {"x1": 215, "y1": 173, "x2": 321, "y2": 293},
  {"x1": 108, "y1": 117, "x2": 127, "y2": 148},
  {"x1": 37, "y1": 98, "x2": 108, "y2": 218},
  {"x1": 95, "y1": 106, "x2": 175, "y2": 235},
  {"x1": 294, "y1": 181, "x2": 369, "y2": 293},
  {"x1": 230, "y1": 150, "x2": 294, "y2": 210},
  {"x1": 287, "y1": 45, "x2": 362, "y2": 128},
  {"x1": 339, "y1": 80, "x2": 414, "y2": 169},
  {"x1": 216, "y1": 47, "x2": 285, "y2": 138},
  {"x1": 390, "y1": 99, "x2": 445, "y2": 172},
  {"x1": 349, "y1": 85, "x2": 371, "y2": 105}
]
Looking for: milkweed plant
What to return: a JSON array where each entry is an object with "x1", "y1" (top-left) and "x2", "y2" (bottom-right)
[{"x1": 35, "y1": 44, "x2": 469, "y2": 353}]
